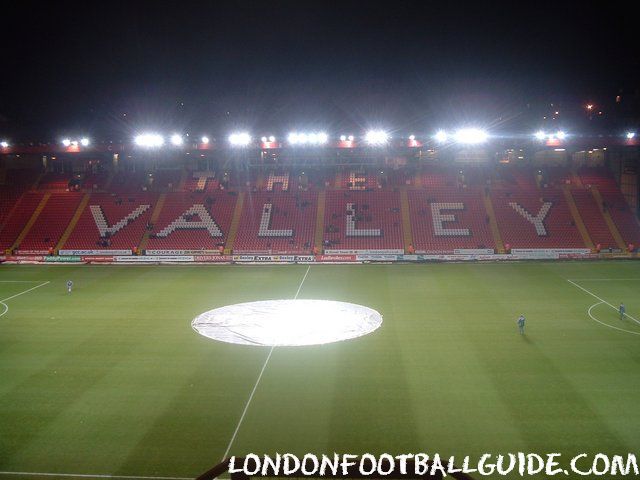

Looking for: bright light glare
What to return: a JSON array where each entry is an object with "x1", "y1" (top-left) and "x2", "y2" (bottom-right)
[
  {"x1": 201, "y1": 136, "x2": 209, "y2": 144},
  {"x1": 0, "y1": 141, "x2": 8, "y2": 148},
  {"x1": 556, "y1": 131, "x2": 566, "y2": 140},
  {"x1": 626, "y1": 132, "x2": 636, "y2": 139},
  {"x1": 409, "y1": 135, "x2": 415, "y2": 141},
  {"x1": 454, "y1": 128, "x2": 488, "y2": 144},
  {"x1": 288, "y1": 131, "x2": 328, "y2": 145},
  {"x1": 170, "y1": 134, "x2": 183, "y2": 146},
  {"x1": 80, "y1": 137, "x2": 90, "y2": 146},
  {"x1": 348, "y1": 135, "x2": 354, "y2": 141},
  {"x1": 134, "y1": 133, "x2": 165, "y2": 148},
  {"x1": 269, "y1": 135, "x2": 275, "y2": 142},
  {"x1": 365, "y1": 130, "x2": 389, "y2": 145},
  {"x1": 261, "y1": 136, "x2": 267, "y2": 142},
  {"x1": 62, "y1": 138, "x2": 71, "y2": 147},
  {"x1": 340, "y1": 135, "x2": 346, "y2": 141},
  {"x1": 434, "y1": 130, "x2": 448, "y2": 143},
  {"x1": 534, "y1": 130, "x2": 546, "y2": 140},
  {"x1": 228, "y1": 132, "x2": 251, "y2": 146}
]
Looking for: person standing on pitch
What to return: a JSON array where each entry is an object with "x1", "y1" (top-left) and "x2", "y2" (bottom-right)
[
  {"x1": 619, "y1": 302, "x2": 626, "y2": 321},
  {"x1": 67, "y1": 280, "x2": 73, "y2": 294},
  {"x1": 517, "y1": 314, "x2": 526, "y2": 334}
]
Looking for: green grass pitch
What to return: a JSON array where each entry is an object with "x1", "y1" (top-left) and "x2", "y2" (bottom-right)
[{"x1": 1, "y1": 262, "x2": 639, "y2": 479}]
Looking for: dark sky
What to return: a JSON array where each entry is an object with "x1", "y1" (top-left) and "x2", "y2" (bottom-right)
[{"x1": 0, "y1": 1, "x2": 638, "y2": 141}]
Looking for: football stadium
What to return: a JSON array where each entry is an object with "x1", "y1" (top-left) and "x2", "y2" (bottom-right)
[
  {"x1": 1, "y1": 129, "x2": 640, "y2": 479},
  {"x1": 2, "y1": 2, "x2": 640, "y2": 480}
]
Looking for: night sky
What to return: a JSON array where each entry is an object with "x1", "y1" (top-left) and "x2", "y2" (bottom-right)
[{"x1": 0, "y1": 1, "x2": 638, "y2": 142}]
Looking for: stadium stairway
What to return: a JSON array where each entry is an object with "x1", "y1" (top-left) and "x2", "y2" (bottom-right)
[
  {"x1": 482, "y1": 191, "x2": 505, "y2": 253},
  {"x1": 138, "y1": 193, "x2": 167, "y2": 251},
  {"x1": 10, "y1": 192, "x2": 51, "y2": 251},
  {"x1": 56, "y1": 193, "x2": 91, "y2": 251},
  {"x1": 591, "y1": 187, "x2": 627, "y2": 251},
  {"x1": 399, "y1": 187, "x2": 414, "y2": 252},
  {"x1": 224, "y1": 191, "x2": 245, "y2": 254},
  {"x1": 314, "y1": 190, "x2": 326, "y2": 252},
  {"x1": 562, "y1": 186, "x2": 594, "y2": 250},
  {"x1": 177, "y1": 169, "x2": 188, "y2": 191}
]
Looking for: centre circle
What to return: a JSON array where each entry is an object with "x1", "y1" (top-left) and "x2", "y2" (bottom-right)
[{"x1": 192, "y1": 299, "x2": 383, "y2": 346}]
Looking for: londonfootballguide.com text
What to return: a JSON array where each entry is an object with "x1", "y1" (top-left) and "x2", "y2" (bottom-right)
[{"x1": 228, "y1": 453, "x2": 640, "y2": 477}]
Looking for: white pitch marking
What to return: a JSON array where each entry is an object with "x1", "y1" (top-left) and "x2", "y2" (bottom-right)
[
  {"x1": 568, "y1": 278, "x2": 640, "y2": 281},
  {"x1": 220, "y1": 264, "x2": 311, "y2": 460},
  {"x1": 0, "y1": 280, "x2": 50, "y2": 283},
  {"x1": 0, "y1": 281, "x2": 50, "y2": 319},
  {"x1": 0, "y1": 471, "x2": 191, "y2": 480},
  {"x1": 587, "y1": 302, "x2": 640, "y2": 336},
  {"x1": 567, "y1": 279, "x2": 640, "y2": 326}
]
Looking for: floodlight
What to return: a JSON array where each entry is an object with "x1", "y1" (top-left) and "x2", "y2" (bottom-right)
[
  {"x1": 228, "y1": 132, "x2": 251, "y2": 146},
  {"x1": 534, "y1": 130, "x2": 546, "y2": 140},
  {"x1": 453, "y1": 128, "x2": 488, "y2": 144},
  {"x1": 261, "y1": 136, "x2": 267, "y2": 142},
  {"x1": 134, "y1": 133, "x2": 165, "y2": 148},
  {"x1": 317, "y1": 132, "x2": 328, "y2": 144},
  {"x1": 298, "y1": 133, "x2": 308, "y2": 143},
  {"x1": 269, "y1": 135, "x2": 275, "y2": 142},
  {"x1": 170, "y1": 134, "x2": 183, "y2": 146},
  {"x1": 80, "y1": 137, "x2": 90, "y2": 146},
  {"x1": 409, "y1": 135, "x2": 415, "y2": 141},
  {"x1": 288, "y1": 132, "x2": 298, "y2": 144},
  {"x1": 365, "y1": 130, "x2": 389, "y2": 145},
  {"x1": 434, "y1": 130, "x2": 448, "y2": 143},
  {"x1": 0, "y1": 141, "x2": 8, "y2": 148},
  {"x1": 340, "y1": 135, "x2": 346, "y2": 141},
  {"x1": 62, "y1": 138, "x2": 71, "y2": 147},
  {"x1": 556, "y1": 130, "x2": 566, "y2": 140},
  {"x1": 626, "y1": 132, "x2": 636, "y2": 139},
  {"x1": 348, "y1": 135, "x2": 354, "y2": 141},
  {"x1": 201, "y1": 136, "x2": 209, "y2": 144}
]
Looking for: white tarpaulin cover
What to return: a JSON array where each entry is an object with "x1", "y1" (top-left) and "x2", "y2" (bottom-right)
[{"x1": 192, "y1": 299, "x2": 383, "y2": 346}]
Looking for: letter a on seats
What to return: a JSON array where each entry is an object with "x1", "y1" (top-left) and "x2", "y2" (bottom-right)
[
  {"x1": 155, "y1": 204, "x2": 223, "y2": 237},
  {"x1": 509, "y1": 202, "x2": 552, "y2": 236}
]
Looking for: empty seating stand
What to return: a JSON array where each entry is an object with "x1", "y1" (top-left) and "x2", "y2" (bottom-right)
[
  {"x1": 63, "y1": 193, "x2": 158, "y2": 251},
  {"x1": 408, "y1": 188, "x2": 495, "y2": 253},
  {"x1": 491, "y1": 188, "x2": 585, "y2": 248},
  {"x1": 323, "y1": 190, "x2": 404, "y2": 251},
  {"x1": 18, "y1": 193, "x2": 83, "y2": 252},
  {"x1": 146, "y1": 192, "x2": 237, "y2": 251},
  {"x1": 234, "y1": 191, "x2": 317, "y2": 254}
]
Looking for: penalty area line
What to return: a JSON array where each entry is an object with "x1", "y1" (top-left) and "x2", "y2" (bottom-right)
[
  {"x1": 567, "y1": 279, "x2": 640, "y2": 327},
  {"x1": 220, "y1": 264, "x2": 312, "y2": 461},
  {"x1": 0, "y1": 471, "x2": 191, "y2": 480},
  {"x1": 0, "y1": 281, "x2": 50, "y2": 319}
]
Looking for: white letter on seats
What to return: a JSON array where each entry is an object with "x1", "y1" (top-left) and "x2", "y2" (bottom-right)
[
  {"x1": 431, "y1": 203, "x2": 470, "y2": 236},
  {"x1": 155, "y1": 204, "x2": 223, "y2": 237},
  {"x1": 90, "y1": 204, "x2": 151, "y2": 237},
  {"x1": 509, "y1": 202, "x2": 552, "y2": 236},
  {"x1": 258, "y1": 203, "x2": 293, "y2": 237},
  {"x1": 346, "y1": 203, "x2": 381, "y2": 237},
  {"x1": 267, "y1": 172, "x2": 289, "y2": 191}
]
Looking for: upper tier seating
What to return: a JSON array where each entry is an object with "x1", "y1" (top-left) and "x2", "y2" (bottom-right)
[
  {"x1": 233, "y1": 191, "x2": 317, "y2": 253},
  {"x1": 63, "y1": 193, "x2": 158, "y2": 250},
  {"x1": 145, "y1": 192, "x2": 237, "y2": 251},
  {"x1": 17, "y1": 193, "x2": 84, "y2": 252},
  {"x1": 323, "y1": 190, "x2": 404, "y2": 251},
  {"x1": 408, "y1": 188, "x2": 495, "y2": 253},
  {"x1": 38, "y1": 172, "x2": 72, "y2": 191}
]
